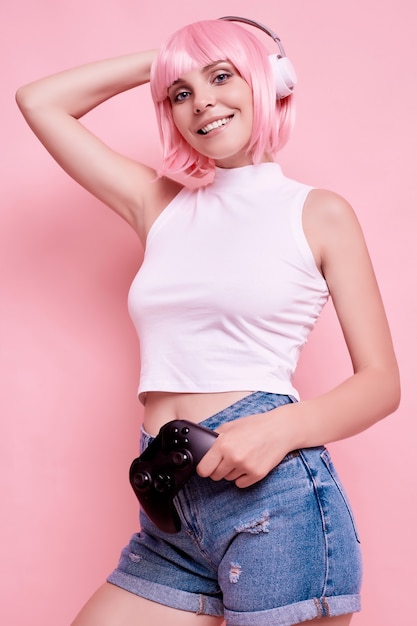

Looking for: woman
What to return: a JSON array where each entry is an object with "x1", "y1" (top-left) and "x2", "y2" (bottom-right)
[{"x1": 16, "y1": 17, "x2": 400, "y2": 626}]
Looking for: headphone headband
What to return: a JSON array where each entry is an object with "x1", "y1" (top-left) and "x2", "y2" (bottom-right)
[
  {"x1": 218, "y1": 15, "x2": 297, "y2": 99},
  {"x1": 219, "y1": 15, "x2": 286, "y2": 57}
]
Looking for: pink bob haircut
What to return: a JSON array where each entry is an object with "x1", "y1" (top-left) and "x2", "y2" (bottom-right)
[{"x1": 150, "y1": 19, "x2": 295, "y2": 178}]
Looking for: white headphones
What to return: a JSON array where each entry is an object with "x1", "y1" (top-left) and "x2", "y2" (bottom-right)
[{"x1": 218, "y1": 16, "x2": 297, "y2": 99}]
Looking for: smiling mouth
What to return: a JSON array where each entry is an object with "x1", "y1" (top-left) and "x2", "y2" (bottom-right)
[{"x1": 197, "y1": 115, "x2": 234, "y2": 135}]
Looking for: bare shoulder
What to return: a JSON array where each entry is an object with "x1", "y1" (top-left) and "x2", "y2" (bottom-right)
[
  {"x1": 303, "y1": 188, "x2": 360, "y2": 229},
  {"x1": 302, "y1": 188, "x2": 365, "y2": 273}
]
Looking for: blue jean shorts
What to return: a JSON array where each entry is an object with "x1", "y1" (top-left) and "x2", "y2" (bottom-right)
[{"x1": 108, "y1": 392, "x2": 362, "y2": 625}]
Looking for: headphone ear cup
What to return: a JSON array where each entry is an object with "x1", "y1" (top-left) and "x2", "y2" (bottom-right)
[{"x1": 268, "y1": 54, "x2": 297, "y2": 99}]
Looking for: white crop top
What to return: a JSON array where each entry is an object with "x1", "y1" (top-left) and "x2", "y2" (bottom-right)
[{"x1": 128, "y1": 162, "x2": 329, "y2": 403}]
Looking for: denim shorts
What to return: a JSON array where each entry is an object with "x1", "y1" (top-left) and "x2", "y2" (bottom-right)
[{"x1": 107, "y1": 392, "x2": 362, "y2": 625}]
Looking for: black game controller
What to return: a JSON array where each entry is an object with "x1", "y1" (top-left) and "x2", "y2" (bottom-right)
[{"x1": 129, "y1": 420, "x2": 218, "y2": 533}]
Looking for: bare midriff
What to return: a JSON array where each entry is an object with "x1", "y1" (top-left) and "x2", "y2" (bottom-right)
[{"x1": 143, "y1": 390, "x2": 253, "y2": 436}]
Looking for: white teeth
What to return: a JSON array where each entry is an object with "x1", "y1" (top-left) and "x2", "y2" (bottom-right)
[{"x1": 199, "y1": 116, "x2": 232, "y2": 135}]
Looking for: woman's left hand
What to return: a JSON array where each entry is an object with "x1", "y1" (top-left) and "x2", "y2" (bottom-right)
[{"x1": 196, "y1": 406, "x2": 295, "y2": 488}]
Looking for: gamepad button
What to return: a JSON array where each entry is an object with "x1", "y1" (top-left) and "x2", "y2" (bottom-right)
[{"x1": 154, "y1": 473, "x2": 174, "y2": 493}]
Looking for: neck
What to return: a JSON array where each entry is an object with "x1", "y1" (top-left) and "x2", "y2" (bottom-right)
[{"x1": 214, "y1": 152, "x2": 274, "y2": 170}]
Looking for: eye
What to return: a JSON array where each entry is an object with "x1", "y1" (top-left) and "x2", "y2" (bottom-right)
[
  {"x1": 213, "y1": 71, "x2": 232, "y2": 84},
  {"x1": 172, "y1": 89, "x2": 191, "y2": 103}
]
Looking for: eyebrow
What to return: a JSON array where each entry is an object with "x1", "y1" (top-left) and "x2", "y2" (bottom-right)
[{"x1": 168, "y1": 60, "x2": 230, "y2": 92}]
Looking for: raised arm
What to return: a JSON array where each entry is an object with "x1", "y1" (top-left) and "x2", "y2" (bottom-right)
[{"x1": 16, "y1": 51, "x2": 182, "y2": 241}]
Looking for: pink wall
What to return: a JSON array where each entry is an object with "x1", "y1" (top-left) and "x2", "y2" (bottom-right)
[{"x1": 2, "y1": 1, "x2": 416, "y2": 624}]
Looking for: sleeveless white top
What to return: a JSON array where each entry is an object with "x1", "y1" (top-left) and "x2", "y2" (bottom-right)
[{"x1": 128, "y1": 162, "x2": 329, "y2": 403}]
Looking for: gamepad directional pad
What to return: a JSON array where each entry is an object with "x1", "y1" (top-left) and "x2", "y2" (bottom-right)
[{"x1": 129, "y1": 420, "x2": 218, "y2": 533}]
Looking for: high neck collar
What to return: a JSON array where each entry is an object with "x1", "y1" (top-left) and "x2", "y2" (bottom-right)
[{"x1": 212, "y1": 162, "x2": 283, "y2": 189}]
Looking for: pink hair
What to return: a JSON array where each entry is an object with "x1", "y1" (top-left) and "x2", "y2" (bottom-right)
[{"x1": 150, "y1": 19, "x2": 295, "y2": 178}]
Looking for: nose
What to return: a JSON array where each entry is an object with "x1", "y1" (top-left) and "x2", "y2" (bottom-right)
[{"x1": 193, "y1": 87, "x2": 215, "y2": 114}]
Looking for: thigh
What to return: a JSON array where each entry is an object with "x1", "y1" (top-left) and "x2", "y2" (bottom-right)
[{"x1": 71, "y1": 582, "x2": 224, "y2": 626}]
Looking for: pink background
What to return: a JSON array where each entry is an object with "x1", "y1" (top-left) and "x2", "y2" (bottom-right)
[{"x1": 2, "y1": 1, "x2": 416, "y2": 624}]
